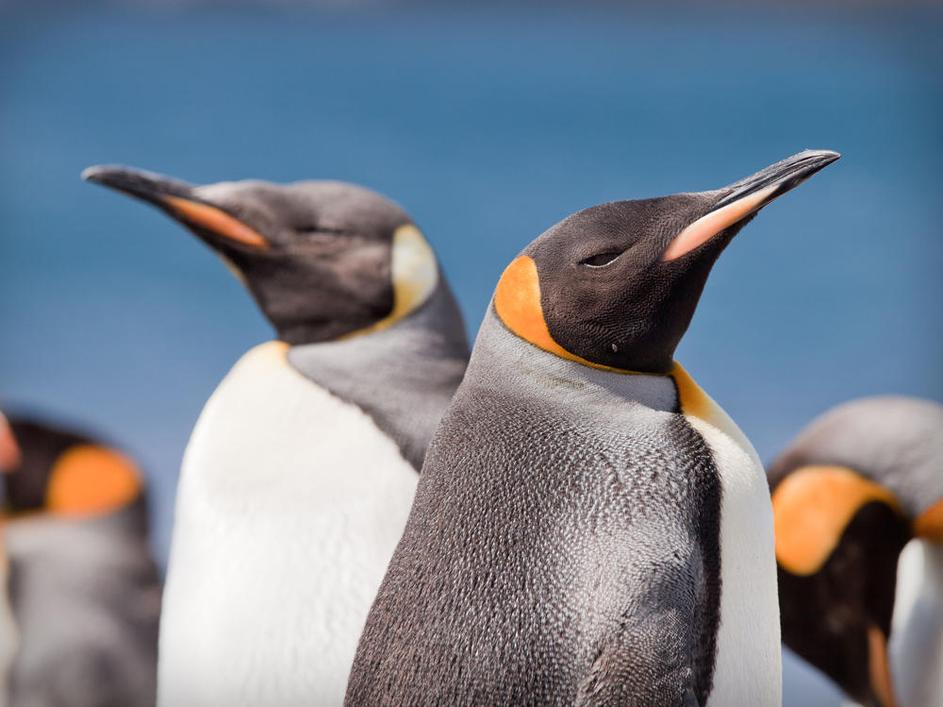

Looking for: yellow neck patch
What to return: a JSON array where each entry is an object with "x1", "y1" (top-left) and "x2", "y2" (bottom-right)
[
  {"x1": 343, "y1": 224, "x2": 438, "y2": 339},
  {"x1": 914, "y1": 498, "x2": 943, "y2": 542},
  {"x1": 491, "y1": 256, "x2": 734, "y2": 427},
  {"x1": 45, "y1": 445, "x2": 142, "y2": 518},
  {"x1": 668, "y1": 361, "x2": 719, "y2": 423},
  {"x1": 164, "y1": 195, "x2": 270, "y2": 250},
  {"x1": 772, "y1": 465, "x2": 902, "y2": 576}
]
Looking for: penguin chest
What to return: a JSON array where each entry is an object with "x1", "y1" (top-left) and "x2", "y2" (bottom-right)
[
  {"x1": 890, "y1": 540, "x2": 943, "y2": 707},
  {"x1": 673, "y1": 369, "x2": 781, "y2": 706},
  {"x1": 0, "y1": 544, "x2": 16, "y2": 707},
  {"x1": 158, "y1": 342, "x2": 418, "y2": 707}
]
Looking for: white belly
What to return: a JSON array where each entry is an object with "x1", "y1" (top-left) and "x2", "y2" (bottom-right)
[
  {"x1": 157, "y1": 342, "x2": 418, "y2": 707},
  {"x1": 890, "y1": 539, "x2": 943, "y2": 707},
  {"x1": 0, "y1": 548, "x2": 16, "y2": 707},
  {"x1": 677, "y1": 373, "x2": 781, "y2": 707}
]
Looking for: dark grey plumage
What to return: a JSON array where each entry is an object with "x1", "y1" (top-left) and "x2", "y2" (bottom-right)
[
  {"x1": 289, "y1": 280, "x2": 468, "y2": 470},
  {"x1": 346, "y1": 313, "x2": 721, "y2": 705}
]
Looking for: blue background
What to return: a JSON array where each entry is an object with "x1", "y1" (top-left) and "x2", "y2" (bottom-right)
[{"x1": 2, "y1": 4, "x2": 941, "y2": 703}]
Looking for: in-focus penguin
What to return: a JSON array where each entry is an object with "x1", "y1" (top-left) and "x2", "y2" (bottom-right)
[
  {"x1": 348, "y1": 150, "x2": 840, "y2": 706},
  {"x1": 0, "y1": 411, "x2": 160, "y2": 707},
  {"x1": 770, "y1": 396, "x2": 943, "y2": 707},
  {"x1": 83, "y1": 165, "x2": 469, "y2": 706}
]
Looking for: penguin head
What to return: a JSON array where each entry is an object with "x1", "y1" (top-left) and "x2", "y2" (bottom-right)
[
  {"x1": 0, "y1": 415, "x2": 144, "y2": 521},
  {"x1": 769, "y1": 397, "x2": 943, "y2": 707},
  {"x1": 494, "y1": 150, "x2": 839, "y2": 373},
  {"x1": 773, "y1": 465, "x2": 910, "y2": 707},
  {"x1": 82, "y1": 166, "x2": 438, "y2": 345}
]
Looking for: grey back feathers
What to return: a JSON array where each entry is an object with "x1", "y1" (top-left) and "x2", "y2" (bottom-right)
[
  {"x1": 288, "y1": 279, "x2": 469, "y2": 470},
  {"x1": 346, "y1": 311, "x2": 723, "y2": 705},
  {"x1": 769, "y1": 396, "x2": 943, "y2": 516}
]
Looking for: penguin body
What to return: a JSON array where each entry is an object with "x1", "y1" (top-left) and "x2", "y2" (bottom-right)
[
  {"x1": 159, "y1": 342, "x2": 418, "y2": 705},
  {"x1": 893, "y1": 539, "x2": 943, "y2": 707},
  {"x1": 771, "y1": 396, "x2": 943, "y2": 707},
  {"x1": 0, "y1": 413, "x2": 19, "y2": 707},
  {"x1": 348, "y1": 150, "x2": 839, "y2": 705},
  {"x1": 0, "y1": 545, "x2": 13, "y2": 707},
  {"x1": 351, "y1": 312, "x2": 776, "y2": 704},
  {"x1": 0, "y1": 558, "x2": 14, "y2": 707},
  {"x1": 1, "y1": 416, "x2": 160, "y2": 707},
  {"x1": 84, "y1": 167, "x2": 469, "y2": 706}
]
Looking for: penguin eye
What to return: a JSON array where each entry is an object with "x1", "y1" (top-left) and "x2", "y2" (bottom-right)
[
  {"x1": 580, "y1": 251, "x2": 622, "y2": 268},
  {"x1": 295, "y1": 225, "x2": 350, "y2": 236}
]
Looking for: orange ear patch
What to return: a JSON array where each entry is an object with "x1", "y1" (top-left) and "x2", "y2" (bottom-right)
[
  {"x1": 46, "y1": 445, "x2": 142, "y2": 518},
  {"x1": 772, "y1": 465, "x2": 902, "y2": 576},
  {"x1": 164, "y1": 196, "x2": 269, "y2": 249},
  {"x1": 662, "y1": 185, "x2": 777, "y2": 261},
  {"x1": 493, "y1": 256, "x2": 560, "y2": 356},
  {"x1": 493, "y1": 256, "x2": 636, "y2": 375},
  {"x1": 914, "y1": 498, "x2": 943, "y2": 542}
]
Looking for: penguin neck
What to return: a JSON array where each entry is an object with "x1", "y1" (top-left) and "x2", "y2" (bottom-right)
[
  {"x1": 474, "y1": 308, "x2": 679, "y2": 414},
  {"x1": 286, "y1": 281, "x2": 469, "y2": 471}
]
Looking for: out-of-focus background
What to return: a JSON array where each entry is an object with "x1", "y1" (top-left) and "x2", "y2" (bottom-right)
[{"x1": 1, "y1": 2, "x2": 941, "y2": 704}]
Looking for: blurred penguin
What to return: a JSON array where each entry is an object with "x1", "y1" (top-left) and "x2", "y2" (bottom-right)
[
  {"x1": 84, "y1": 166, "x2": 469, "y2": 706},
  {"x1": 0, "y1": 412, "x2": 19, "y2": 707},
  {"x1": 771, "y1": 396, "x2": 943, "y2": 707},
  {"x1": 0, "y1": 411, "x2": 160, "y2": 707}
]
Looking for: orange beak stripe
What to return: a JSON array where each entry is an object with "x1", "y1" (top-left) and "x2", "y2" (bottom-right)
[
  {"x1": 867, "y1": 625, "x2": 899, "y2": 707},
  {"x1": 164, "y1": 195, "x2": 269, "y2": 249},
  {"x1": 662, "y1": 185, "x2": 777, "y2": 261}
]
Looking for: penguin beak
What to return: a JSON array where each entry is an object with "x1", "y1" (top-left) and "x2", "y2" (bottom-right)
[
  {"x1": 82, "y1": 165, "x2": 270, "y2": 250},
  {"x1": 867, "y1": 625, "x2": 899, "y2": 707},
  {"x1": 663, "y1": 149, "x2": 840, "y2": 261}
]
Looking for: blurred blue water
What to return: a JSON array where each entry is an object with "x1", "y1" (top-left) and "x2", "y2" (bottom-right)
[{"x1": 1, "y1": 5, "x2": 941, "y2": 702}]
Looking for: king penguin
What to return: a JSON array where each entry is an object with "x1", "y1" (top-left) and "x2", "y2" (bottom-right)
[
  {"x1": 0, "y1": 412, "x2": 19, "y2": 707},
  {"x1": 347, "y1": 150, "x2": 840, "y2": 706},
  {"x1": 770, "y1": 396, "x2": 943, "y2": 707},
  {"x1": 0, "y1": 410, "x2": 160, "y2": 707},
  {"x1": 83, "y1": 165, "x2": 469, "y2": 707}
]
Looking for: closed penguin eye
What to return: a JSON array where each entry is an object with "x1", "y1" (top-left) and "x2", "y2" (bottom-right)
[
  {"x1": 295, "y1": 225, "x2": 352, "y2": 236},
  {"x1": 579, "y1": 251, "x2": 622, "y2": 268}
]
